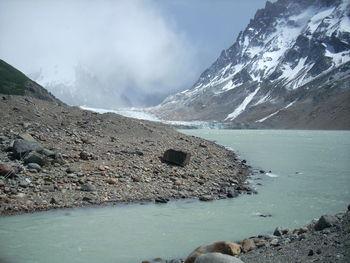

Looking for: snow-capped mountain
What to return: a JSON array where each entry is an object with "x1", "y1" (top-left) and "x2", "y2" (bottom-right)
[{"x1": 152, "y1": 0, "x2": 350, "y2": 129}]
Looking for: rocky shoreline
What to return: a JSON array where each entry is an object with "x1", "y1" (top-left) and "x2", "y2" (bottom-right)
[
  {"x1": 143, "y1": 207, "x2": 350, "y2": 263},
  {"x1": 0, "y1": 95, "x2": 254, "y2": 216}
]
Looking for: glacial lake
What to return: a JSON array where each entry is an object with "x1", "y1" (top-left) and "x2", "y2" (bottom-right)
[{"x1": 0, "y1": 130, "x2": 349, "y2": 263}]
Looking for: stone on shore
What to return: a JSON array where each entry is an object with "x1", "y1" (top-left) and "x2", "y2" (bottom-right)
[
  {"x1": 162, "y1": 149, "x2": 191, "y2": 167},
  {"x1": 241, "y1": 239, "x2": 256, "y2": 253},
  {"x1": 27, "y1": 163, "x2": 42, "y2": 172},
  {"x1": 23, "y1": 152, "x2": 47, "y2": 166},
  {"x1": 194, "y1": 253, "x2": 244, "y2": 263},
  {"x1": 18, "y1": 133, "x2": 36, "y2": 142},
  {"x1": 12, "y1": 139, "x2": 43, "y2": 158},
  {"x1": 314, "y1": 215, "x2": 340, "y2": 231},
  {"x1": 185, "y1": 241, "x2": 241, "y2": 263},
  {"x1": 0, "y1": 163, "x2": 15, "y2": 177},
  {"x1": 81, "y1": 183, "x2": 96, "y2": 192}
]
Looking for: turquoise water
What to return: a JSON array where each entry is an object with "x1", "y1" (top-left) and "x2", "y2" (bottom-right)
[{"x1": 0, "y1": 130, "x2": 349, "y2": 263}]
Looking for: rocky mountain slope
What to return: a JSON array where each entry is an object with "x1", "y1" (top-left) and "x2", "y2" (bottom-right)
[
  {"x1": 152, "y1": 0, "x2": 350, "y2": 130},
  {"x1": 0, "y1": 59, "x2": 59, "y2": 103}
]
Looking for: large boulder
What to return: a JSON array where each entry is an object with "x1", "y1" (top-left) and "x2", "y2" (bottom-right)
[
  {"x1": 162, "y1": 149, "x2": 191, "y2": 167},
  {"x1": 12, "y1": 139, "x2": 43, "y2": 159},
  {"x1": 314, "y1": 215, "x2": 340, "y2": 231},
  {"x1": 194, "y1": 253, "x2": 244, "y2": 263},
  {"x1": 185, "y1": 241, "x2": 241, "y2": 263}
]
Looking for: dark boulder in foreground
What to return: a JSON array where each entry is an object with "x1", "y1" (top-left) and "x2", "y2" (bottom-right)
[{"x1": 162, "y1": 149, "x2": 191, "y2": 167}]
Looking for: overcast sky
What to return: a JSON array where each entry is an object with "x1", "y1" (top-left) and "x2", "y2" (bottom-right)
[{"x1": 0, "y1": 0, "x2": 267, "y2": 108}]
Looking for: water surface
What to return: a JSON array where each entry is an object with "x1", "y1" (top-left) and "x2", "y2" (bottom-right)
[{"x1": 0, "y1": 130, "x2": 349, "y2": 263}]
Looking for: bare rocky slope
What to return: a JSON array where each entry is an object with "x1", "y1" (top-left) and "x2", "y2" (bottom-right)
[
  {"x1": 0, "y1": 95, "x2": 253, "y2": 216},
  {"x1": 151, "y1": 0, "x2": 350, "y2": 130}
]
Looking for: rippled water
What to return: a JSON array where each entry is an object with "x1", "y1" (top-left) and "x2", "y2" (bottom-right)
[{"x1": 1, "y1": 130, "x2": 349, "y2": 263}]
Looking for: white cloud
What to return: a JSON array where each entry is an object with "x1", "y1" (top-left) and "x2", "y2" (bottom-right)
[{"x1": 0, "y1": 0, "x2": 198, "y2": 107}]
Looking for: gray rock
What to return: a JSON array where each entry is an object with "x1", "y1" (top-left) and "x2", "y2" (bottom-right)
[
  {"x1": 162, "y1": 149, "x2": 191, "y2": 167},
  {"x1": 18, "y1": 178, "x2": 31, "y2": 188},
  {"x1": 18, "y1": 133, "x2": 36, "y2": 142},
  {"x1": 81, "y1": 183, "x2": 96, "y2": 192},
  {"x1": 23, "y1": 152, "x2": 47, "y2": 166},
  {"x1": 314, "y1": 215, "x2": 340, "y2": 231},
  {"x1": 194, "y1": 253, "x2": 244, "y2": 263},
  {"x1": 199, "y1": 195, "x2": 214, "y2": 201},
  {"x1": 41, "y1": 148, "x2": 56, "y2": 158},
  {"x1": 66, "y1": 167, "x2": 75, "y2": 174},
  {"x1": 273, "y1": 227, "x2": 288, "y2": 236},
  {"x1": 0, "y1": 136, "x2": 8, "y2": 142},
  {"x1": 12, "y1": 139, "x2": 43, "y2": 159},
  {"x1": 270, "y1": 238, "x2": 279, "y2": 246},
  {"x1": 27, "y1": 163, "x2": 42, "y2": 172},
  {"x1": 273, "y1": 227, "x2": 283, "y2": 236}
]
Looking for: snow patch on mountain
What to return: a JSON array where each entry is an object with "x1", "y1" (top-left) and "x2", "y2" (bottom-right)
[{"x1": 225, "y1": 86, "x2": 261, "y2": 120}]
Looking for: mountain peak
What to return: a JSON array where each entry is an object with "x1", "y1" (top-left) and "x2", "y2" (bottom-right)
[{"x1": 151, "y1": 0, "x2": 350, "y2": 129}]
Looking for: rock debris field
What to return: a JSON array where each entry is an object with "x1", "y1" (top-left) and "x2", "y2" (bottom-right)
[{"x1": 0, "y1": 96, "x2": 253, "y2": 216}]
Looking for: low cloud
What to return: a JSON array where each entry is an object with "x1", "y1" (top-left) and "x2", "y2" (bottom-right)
[{"x1": 0, "y1": 0, "x2": 198, "y2": 108}]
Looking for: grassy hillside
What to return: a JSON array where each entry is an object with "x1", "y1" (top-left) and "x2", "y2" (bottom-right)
[{"x1": 0, "y1": 59, "x2": 60, "y2": 103}]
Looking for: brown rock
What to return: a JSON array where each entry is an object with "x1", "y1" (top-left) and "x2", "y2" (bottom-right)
[
  {"x1": 0, "y1": 163, "x2": 15, "y2": 177},
  {"x1": 241, "y1": 238, "x2": 256, "y2": 253},
  {"x1": 106, "y1": 178, "x2": 117, "y2": 184},
  {"x1": 184, "y1": 241, "x2": 241, "y2": 263},
  {"x1": 80, "y1": 151, "x2": 90, "y2": 160},
  {"x1": 298, "y1": 226, "x2": 308, "y2": 234}
]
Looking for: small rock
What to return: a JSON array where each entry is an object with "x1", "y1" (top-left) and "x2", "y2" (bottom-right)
[
  {"x1": 308, "y1": 249, "x2": 314, "y2": 256},
  {"x1": 27, "y1": 163, "x2": 41, "y2": 172},
  {"x1": 298, "y1": 226, "x2": 308, "y2": 234},
  {"x1": 41, "y1": 185, "x2": 55, "y2": 192},
  {"x1": 50, "y1": 197, "x2": 58, "y2": 204},
  {"x1": 270, "y1": 239, "x2": 279, "y2": 247},
  {"x1": 66, "y1": 168, "x2": 75, "y2": 174},
  {"x1": 81, "y1": 183, "x2": 96, "y2": 192},
  {"x1": 273, "y1": 227, "x2": 283, "y2": 236},
  {"x1": 241, "y1": 238, "x2": 256, "y2": 253},
  {"x1": 18, "y1": 133, "x2": 36, "y2": 142},
  {"x1": 316, "y1": 248, "x2": 322, "y2": 254},
  {"x1": 18, "y1": 178, "x2": 31, "y2": 188},
  {"x1": 106, "y1": 178, "x2": 117, "y2": 184},
  {"x1": 23, "y1": 152, "x2": 47, "y2": 166},
  {"x1": 79, "y1": 151, "x2": 90, "y2": 160},
  {"x1": 185, "y1": 241, "x2": 241, "y2": 263},
  {"x1": 314, "y1": 215, "x2": 340, "y2": 231},
  {"x1": 41, "y1": 148, "x2": 56, "y2": 158},
  {"x1": 193, "y1": 253, "x2": 244, "y2": 263},
  {"x1": 155, "y1": 197, "x2": 169, "y2": 204},
  {"x1": 199, "y1": 195, "x2": 214, "y2": 202},
  {"x1": 82, "y1": 196, "x2": 93, "y2": 202},
  {"x1": 0, "y1": 163, "x2": 15, "y2": 177},
  {"x1": 162, "y1": 149, "x2": 191, "y2": 167}
]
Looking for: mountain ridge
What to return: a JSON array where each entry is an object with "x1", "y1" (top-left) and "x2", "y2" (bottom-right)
[
  {"x1": 0, "y1": 59, "x2": 61, "y2": 103},
  {"x1": 151, "y1": 0, "x2": 350, "y2": 129}
]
